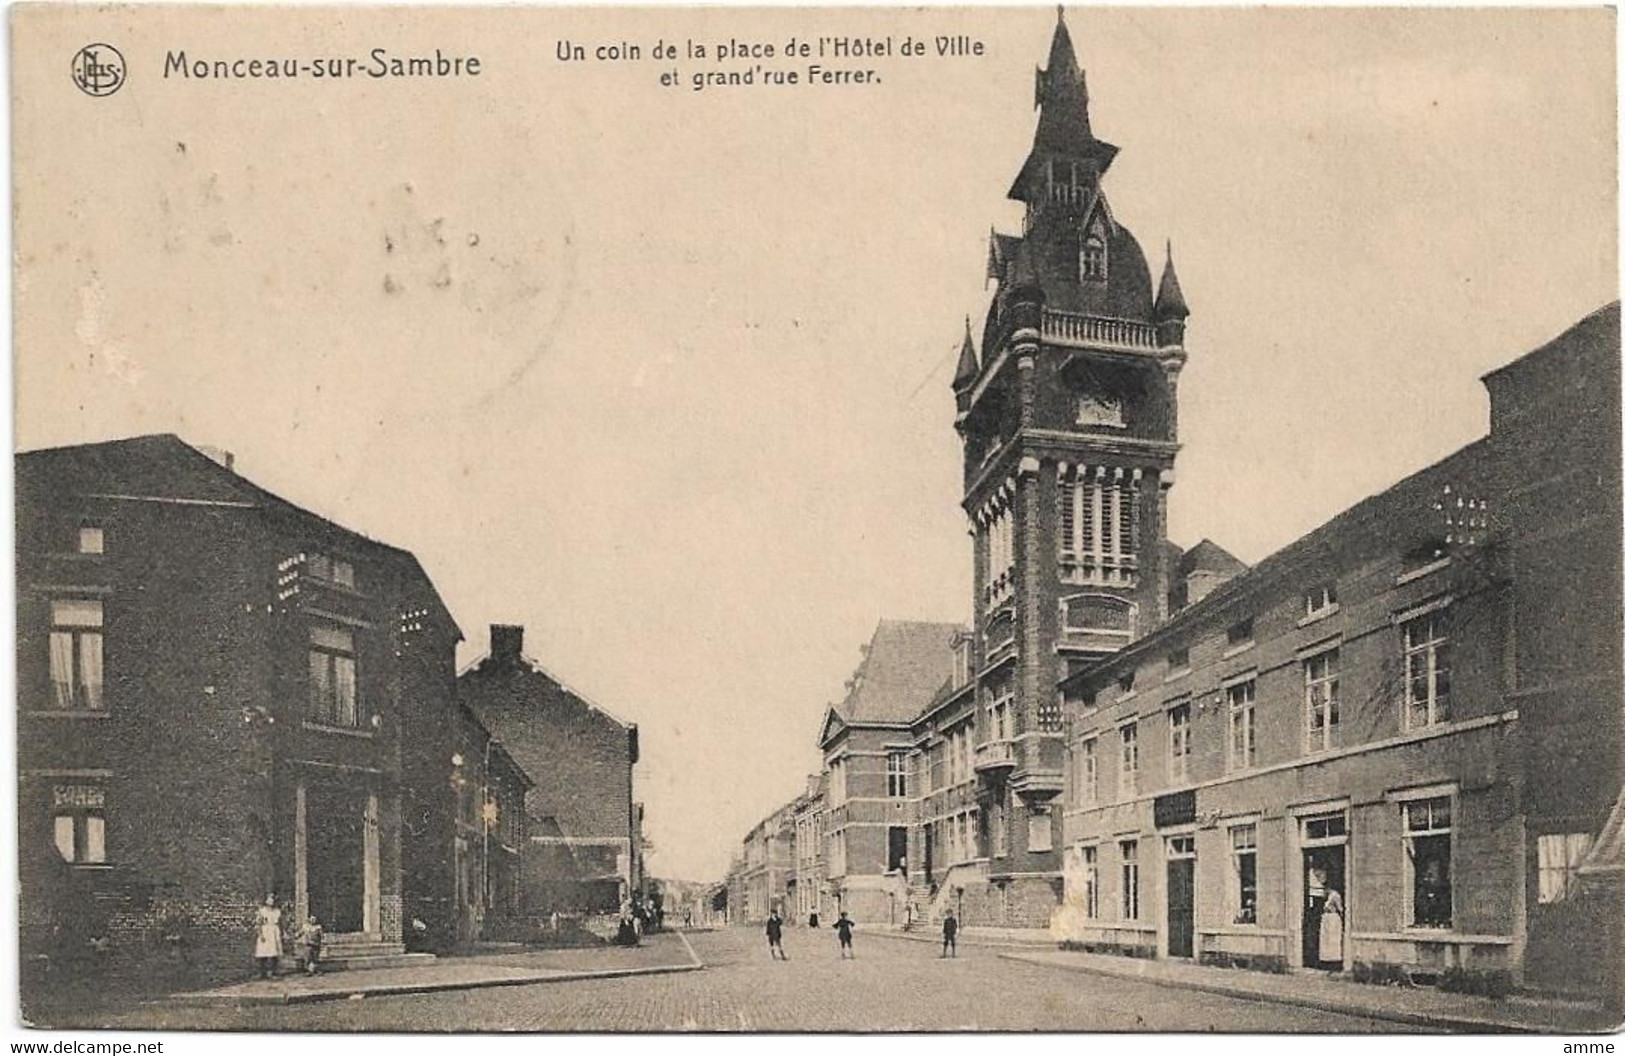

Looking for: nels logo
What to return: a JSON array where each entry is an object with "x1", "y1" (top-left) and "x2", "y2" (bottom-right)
[{"x1": 71, "y1": 43, "x2": 125, "y2": 97}]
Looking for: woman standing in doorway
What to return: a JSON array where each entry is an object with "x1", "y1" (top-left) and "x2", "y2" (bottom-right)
[{"x1": 1318, "y1": 888, "x2": 1345, "y2": 971}]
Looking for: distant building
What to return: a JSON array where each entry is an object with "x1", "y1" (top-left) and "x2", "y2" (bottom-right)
[
  {"x1": 16, "y1": 435, "x2": 464, "y2": 989},
  {"x1": 792, "y1": 773, "x2": 828, "y2": 924},
  {"x1": 458, "y1": 625, "x2": 641, "y2": 916},
  {"x1": 737, "y1": 800, "x2": 797, "y2": 923}
]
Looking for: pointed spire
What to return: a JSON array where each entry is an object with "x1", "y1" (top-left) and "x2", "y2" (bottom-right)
[
  {"x1": 1154, "y1": 240, "x2": 1190, "y2": 320},
  {"x1": 952, "y1": 317, "x2": 980, "y2": 391},
  {"x1": 1009, "y1": 8, "x2": 1118, "y2": 202}
]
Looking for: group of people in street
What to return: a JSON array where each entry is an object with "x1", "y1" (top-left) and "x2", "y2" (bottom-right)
[
  {"x1": 252, "y1": 894, "x2": 324, "y2": 979},
  {"x1": 763, "y1": 908, "x2": 957, "y2": 960}
]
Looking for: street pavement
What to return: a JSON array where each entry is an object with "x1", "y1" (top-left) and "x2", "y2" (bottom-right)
[{"x1": 94, "y1": 926, "x2": 1421, "y2": 1032}]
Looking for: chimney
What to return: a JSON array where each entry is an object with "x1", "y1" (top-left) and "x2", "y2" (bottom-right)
[
  {"x1": 196, "y1": 444, "x2": 235, "y2": 471},
  {"x1": 490, "y1": 624, "x2": 524, "y2": 664}
]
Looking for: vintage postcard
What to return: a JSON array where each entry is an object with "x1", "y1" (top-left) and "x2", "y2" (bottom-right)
[{"x1": 9, "y1": 2, "x2": 1622, "y2": 1037}]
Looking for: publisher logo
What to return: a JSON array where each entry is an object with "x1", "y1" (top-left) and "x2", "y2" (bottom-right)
[{"x1": 72, "y1": 43, "x2": 126, "y2": 97}]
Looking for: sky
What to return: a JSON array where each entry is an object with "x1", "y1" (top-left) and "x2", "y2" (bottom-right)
[{"x1": 12, "y1": 6, "x2": 1618, "y2": 882}]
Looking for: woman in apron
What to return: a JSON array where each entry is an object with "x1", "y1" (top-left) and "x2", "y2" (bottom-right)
[
  {"x1": 1318, "y1": 888, "x2": 1345, "y2": 970},
  {"x1": 253, "y1": 894, "x2": 284, "y2": 979}
]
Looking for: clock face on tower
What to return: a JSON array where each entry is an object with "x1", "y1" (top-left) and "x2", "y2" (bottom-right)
[{"x1": 1076, "y1": 392, "x2": 1124, "y2": 428}]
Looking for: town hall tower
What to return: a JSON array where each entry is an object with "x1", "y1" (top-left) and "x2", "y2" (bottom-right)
[{"x1": 951, "y1": 9, "x2": 1189, "y2": 921}]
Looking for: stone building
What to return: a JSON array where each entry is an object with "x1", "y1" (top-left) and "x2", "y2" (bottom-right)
[
  {"x1": 16, "y1": 434, "x2": 464, "y2": 992},
  {"x1": 1056, "y1": 304, "x2": 1621, "y2": 994},
  {"x1": 457, "y1": 624, "x2": 642, "y2": 916}
]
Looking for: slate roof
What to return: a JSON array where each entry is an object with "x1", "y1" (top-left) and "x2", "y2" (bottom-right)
[
  {"x1": 1179, "y1": 539, "x2": 1248, "y2": 579},
  {"x1": 838, "y1": 619, "x2": 966, "y2": 725}
]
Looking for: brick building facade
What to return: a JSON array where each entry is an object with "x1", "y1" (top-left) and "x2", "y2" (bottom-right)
[
  {"x1": 16, "y1": 435, "x2": 465, "y2": 995},
  {"x1": 457, "y1": 625, "x2": 641, "y2": 916}
]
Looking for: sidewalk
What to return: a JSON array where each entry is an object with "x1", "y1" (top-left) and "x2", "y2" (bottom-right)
[
  {"x1": 161, "y1": 930, "x2": 704, "y2": 1008},
  {"x1": 998, "y1": 946, "x2": 1618, "y2": 1034}
]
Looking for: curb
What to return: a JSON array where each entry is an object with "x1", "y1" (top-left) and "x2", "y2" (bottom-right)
[
  {"x1": 994, "y1": 951, "x2": 1598, "y2": 1034},
  {"x1": 161, "y1": 944, "x2": 707, "y2": 1009}
]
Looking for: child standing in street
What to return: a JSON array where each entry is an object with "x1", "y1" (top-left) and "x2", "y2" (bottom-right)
[
  {"x1": 834, "y1": 911, "x2": 855, "y2": 959},
  {"x1": 765, "y1": 909, "x2": 788, "y2": 960},
  {"x1": 941, "y1": 909, "x2": 958, "y2": 958}
]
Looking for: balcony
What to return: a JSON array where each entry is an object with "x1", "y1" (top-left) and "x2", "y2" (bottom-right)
[
  {"x1": 973, "y1": 739, "x2": 1017, "y2": 774},
  {"x1": 1042, "y1": 310, "x2": 1159, "y2": 353}
]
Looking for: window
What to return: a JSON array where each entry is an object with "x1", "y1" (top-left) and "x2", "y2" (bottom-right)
[
  {"x1": 1226, "y1": 618, "x2": 1254, "y2": 649},
  {"x1": 828, "y1": 759, "x2": 847, "y2": 806},
  {"x1": 987, "y1": 679, "x2": 1014, "y2": 742},
  {"x1": 1304, "y1": 813, "x2": 1347, "y2": 842},
  {"x1": 887, "y1": 752, "x2": 908, "y2": 798},
  {"x1": 1082, "y1": 846, "x2": 1099, "y2": 918},
  {"x1": 1120, "y1": 840, "x2": 1140, "y2": 920},
  {"x1": 1227, "y1": 680, "x2": 1257, "y2": 772},
  {"x1": 1304, "y1": 649, "x2": 1340, "y2": 752},
  {"x1": 1403, "y1": 613, "x2": 1451, "y2": 729},
  {"x1": 984, "y1": 507, "x2": 1015, "y2": 604},
  {"x1": 992, "y1": 801, "x2": 1010, "y2": 858},
  {"x1": 1028, "y1": 808, "x2": 1053, "y2": 853},
  {"x1": 309, "y1": 625, "x2": 360, "y2": 726},
  {"x1": 1305, "y1": 583, "x2": 1338, "y2": 617},
  {"x1": 1166, "y1": 648, "x2": 1190, "y2": 677},
  {"x1": 77, "y1": 526, "x2": 105, "y2": 555},
  {"x1": 1230, "y1": 824, "x2": 1258, "y2": 923},
  {"x1": 1077, "y1": 737, "x2": 1098, "y2": 805},
  {"x1": 1080, "y1": 234, "x2": 1107, "y2": 281},
  {"x1": 52, "y1": 783, "x2": 107, "y2": 864},
  {"x1": 49, "y1": 599, "x2": 105, "y2": 711},
  {"x1": 1058, "y1": 470, "x2": 1141, "y2": 586},
  {"x1": 1404, "y1": 797, "x2": 1452, "y2": 928},
  {"x1": 1168, "y1": 703, "x2": 1192, "y2": 784},
  {"x1": 1538, "y1": 833, "x2": 1595, "y2": 904},
  {"x1": 952, "y1": 637, "x2": 972, "y2": 689},
  {"x1": 1119, "y1": 723, "x2": 1139, "y2": 799},
  {"x1": 307, "y1": 552, "x2": 358, "y2": 589}
]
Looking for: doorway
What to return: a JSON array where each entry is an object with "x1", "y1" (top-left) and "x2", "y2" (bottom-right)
[
  {"x1": 888, "y1": 826, "x2": 908, "y2": 875},
  {"x1": 1166, "y1": 835, "x2": 1196, "y2": 959},
  {"x1": 306, "y1": 783, "x2": 366, "y2": 933},
  {"x1": 1301, "y1": 844, "x2": 1346, "y2": 969}
]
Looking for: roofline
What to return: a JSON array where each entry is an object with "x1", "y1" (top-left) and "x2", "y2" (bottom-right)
[
  {"x1": 1481, "y1": 301, "x2": 1621, "y2": 383},
  {"x1": 1061, "y1": 435, "x2": 1493, "y2": 688},
  {"x1": 21, "y1": 433, "x2": 465, "y2": 641},
  {"x1": 459, "y1": 649, "x2": 636, "y2": 732}
]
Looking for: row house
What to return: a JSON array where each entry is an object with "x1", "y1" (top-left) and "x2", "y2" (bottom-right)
[
  {"x1": 791, "y1": 774, "x2": 828, "y2": 923},
  {"x1": 458, "y1": 624, "x2": 643, "y2": 916},
  {"x1": 1056, "y1": 304, "x2": 1621, "y2": 994},
  {"x1": 445, "y1": 703, "x2": 532, "y2": 943},
  {"x1": 16, "y1": 435, "x2": 468, "y2": 995}
]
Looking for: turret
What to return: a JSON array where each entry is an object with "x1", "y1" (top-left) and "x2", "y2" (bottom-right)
[{"x1": 1154, "y1": 241, "x2": 1190, "y2": 348}]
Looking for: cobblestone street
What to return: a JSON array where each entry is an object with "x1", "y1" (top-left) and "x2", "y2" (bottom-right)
[{"x1": 102, "y1": 928, "x2": 1421, "y2": 1032}]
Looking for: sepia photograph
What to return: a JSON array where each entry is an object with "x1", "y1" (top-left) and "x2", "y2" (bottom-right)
[{"x1": 7, "y1": 1, "x2": 1623, "y2": 1037}]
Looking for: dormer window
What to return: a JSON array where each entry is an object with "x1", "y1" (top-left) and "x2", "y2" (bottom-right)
[{"x1": 1080, "y1": 233, "x2": 1107, "y2": 282}]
